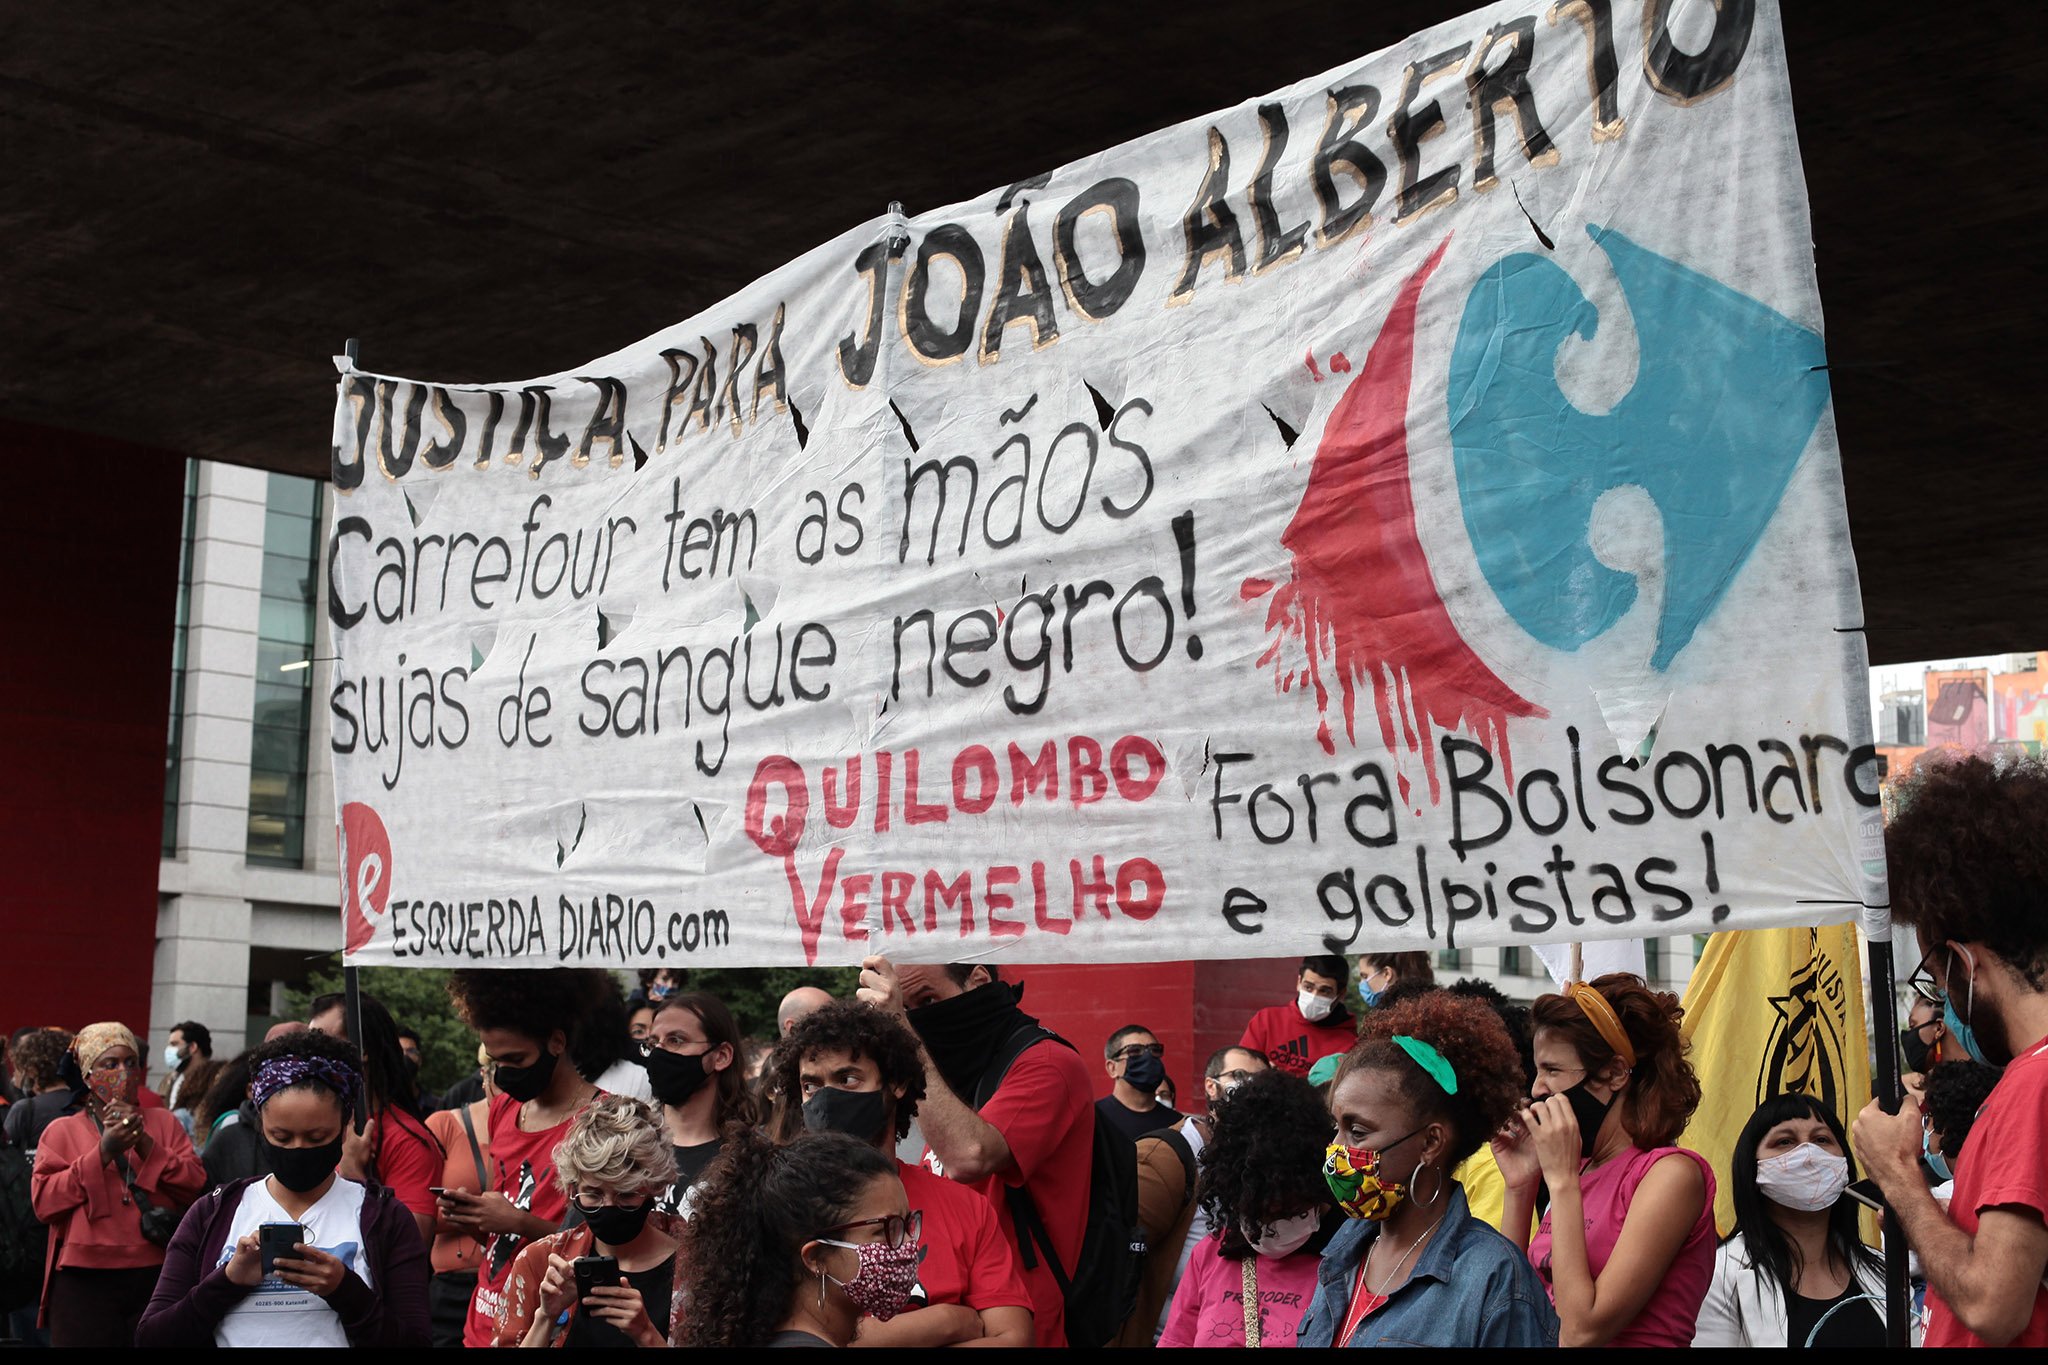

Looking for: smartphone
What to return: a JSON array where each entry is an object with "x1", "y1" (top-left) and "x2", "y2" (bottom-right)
[
  {"x1": 258, "y1": 1221, "x2": 306, "y2": 1275},
  {"x1": 428, "y1": 1186, "x2": 449, "y2": 1197},
  {"x1": 573, "y1": 1254, "x2": 620, "y2": 1302},
  {"x1": 1843, "y1": 1179, "x2": 1886, "y2": 1212}
]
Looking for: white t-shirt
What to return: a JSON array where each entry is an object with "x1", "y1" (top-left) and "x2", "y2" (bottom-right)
[
  {"x1": 213, "y1": 1177, "x2": 373, "y2": 1348},
  {"x1": 595, "y1": 1057, "x2": 653, "y2": 1102}
]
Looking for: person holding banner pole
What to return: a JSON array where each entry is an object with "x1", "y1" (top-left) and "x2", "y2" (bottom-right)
[
  {"x1": 1495, "y1": 974, "x2": 1716, "y2": 1347},
  {"x1": 1852, "y1": 753, "x2": 2048, "y2": 1348}
]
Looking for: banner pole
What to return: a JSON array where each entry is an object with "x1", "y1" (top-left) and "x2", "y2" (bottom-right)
[
  {"x1": 1865, "y1": 936, "x2": 1908, "y2": 1346},
  {"x1": 344, "y1": 964, "x2": 368, "y2": 1136}
]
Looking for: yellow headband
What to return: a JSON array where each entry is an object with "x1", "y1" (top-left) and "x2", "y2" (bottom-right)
[{"x1": 1566, "y1": 983, "x2": 1636, "y2": 1070}]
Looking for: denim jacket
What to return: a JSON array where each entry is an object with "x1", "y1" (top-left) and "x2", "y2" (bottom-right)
[{"x1": 1297, "y1": 1183, "x2": 1559, "y2": 1348}]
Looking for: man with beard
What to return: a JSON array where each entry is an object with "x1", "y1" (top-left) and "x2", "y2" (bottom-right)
[
  {"x1": 856, "y1": 956, "x2": 1093, "y2": 1348},
  {"x1": 1237, "y1": 955, "x2": 1357, "y2": 1078}
]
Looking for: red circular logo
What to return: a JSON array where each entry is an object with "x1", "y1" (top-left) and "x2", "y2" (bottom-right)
[{"x1": 339, "y1": 802, "x2": 393, "y2": 953}]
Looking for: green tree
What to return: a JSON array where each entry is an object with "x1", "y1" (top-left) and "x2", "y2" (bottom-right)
[{"x1": 285, "y1": 962, "x2": 474, "y2": 1096}]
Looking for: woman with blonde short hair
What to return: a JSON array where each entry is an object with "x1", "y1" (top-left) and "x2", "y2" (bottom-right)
[{"x1": 495, "y1": 1095, "x2": 681, "y2": 1347}]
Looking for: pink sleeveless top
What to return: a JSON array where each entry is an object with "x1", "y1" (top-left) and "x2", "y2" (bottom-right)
[{"x1": 1527, "y1": 1145, "x2": 1716, "y2": 1348}]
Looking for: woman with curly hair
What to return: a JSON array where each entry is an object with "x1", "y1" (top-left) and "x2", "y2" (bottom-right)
[
  {"x1": 1297, "y1": 991, "x2": 1557, "y2": 1348},
  {"x1": 677, "y1": 1128, "x2": 919, "y2": 1348},
  {"x1": 436, "y1": 967, "x2": 606, "y2": 1345},
  {"x1": 493, "y1": 1094, "x2": 680, "y2": 1347},
  {"x1": 1494, "y1": 972, "x2": 1714, "y2": 1346},
  {"x1": 135, "y1": 1027, "x2": 429, "y2": 1346},
  {"x1": 1157, "y1": 1070, "x2": 1335, "y2": 1347}
]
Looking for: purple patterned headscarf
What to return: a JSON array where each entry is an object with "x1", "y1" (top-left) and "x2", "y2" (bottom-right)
[{"x1": 251, "y1": 1055, "x2": 362, "y2": 1121}]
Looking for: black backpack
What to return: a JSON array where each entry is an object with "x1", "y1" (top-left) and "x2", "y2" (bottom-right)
[
  {"x1": 0, "y1": 1141, "x2": 45, "y2": 1314},
  {"x1": 974, "y1": 1024, "x2": 1143, "y2": 1348}
]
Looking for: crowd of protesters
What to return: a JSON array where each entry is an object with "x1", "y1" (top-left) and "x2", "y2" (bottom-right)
[{"x1": 0, "y1": 753, "x2": 2041, "y2": 1348}]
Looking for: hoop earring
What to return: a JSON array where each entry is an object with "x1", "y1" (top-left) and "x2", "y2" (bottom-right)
[{"x1": 1408, "y1": 1160, "x2": 1445, "y2": 1207}]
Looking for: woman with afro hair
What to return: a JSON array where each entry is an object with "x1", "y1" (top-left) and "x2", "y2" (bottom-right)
[
  {"x1": 1297, "y1": 992, "x2": 1558, "y2": 1348},
  {"x1": 1158, "y1": 1069, "x2": 1336, "y2": 1347}
]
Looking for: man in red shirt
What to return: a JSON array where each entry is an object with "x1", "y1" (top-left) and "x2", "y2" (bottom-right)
[
  {"x1": 767, "y1": 998, "x2": 1032, "y2": 1346},
  {"x1": 1237, "y1": 955, "x2": 1357, "y2": 1078},
  {"x1": 858, "y1": 956, "x2": 1093, "y2": 1348},
  {"x1": 1854, "y1": 755, "x2": 2048, "y2": 1348}
]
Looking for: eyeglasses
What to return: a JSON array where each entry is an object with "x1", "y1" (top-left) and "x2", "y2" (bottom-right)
[
  {"x1": 1906, "y1": 955, "x2": 1946, "y2": 1005},
  {"x1": 572, "y1": 1192, "x2": 651, "y2": 1214},
  {"x1": 1113, "y1": 1042, "x2": 1166, "y2": 1063},
  {"x1": 641, "y1": 1036, "x2": 711, "y2": 1058},
  {"x1": 822, "y1": 1210, "x2": 921, "y2": 1249},
  {"x1": 1215, "y1": 1068, "x2": 1259, "y2": 1086}
]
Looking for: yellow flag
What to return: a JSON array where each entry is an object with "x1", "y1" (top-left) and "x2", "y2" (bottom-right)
[{"x1": 1677, "y1": 924, "x2": 1872, "y2": 1237}]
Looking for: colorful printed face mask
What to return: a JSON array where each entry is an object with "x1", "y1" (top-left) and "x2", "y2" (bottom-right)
[
  {"x1": 1323, "y1": 1129, "x2": 1422, "y2": 1221},
  {"x1": 816, "y1": 1236, "x2": 923, "y2": 1321},
  {"x1": 87, "y1": 1063, "x2": 141, "y2": 1108}
]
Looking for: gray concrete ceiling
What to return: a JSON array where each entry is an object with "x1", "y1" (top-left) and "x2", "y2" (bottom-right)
[{"x1": 3, "y1": 2, "x2": 2040, "y2": 664}]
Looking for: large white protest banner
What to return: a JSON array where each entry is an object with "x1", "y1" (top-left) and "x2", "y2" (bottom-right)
[{"x1": 328, "y1": 0, "x2": 1887, "y2": 969}]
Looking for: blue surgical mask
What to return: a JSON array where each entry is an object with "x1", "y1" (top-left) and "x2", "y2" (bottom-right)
[
  {"x1": 1922, "y1": 1124, "x2": 1952, "y2": 1183},
  {"x1": 1941, "y1": 945, "x2": 1998, "y2": 1069},
  {"x1": 1359, "y1": 983, "x2": 1386, "y2": 1009}
]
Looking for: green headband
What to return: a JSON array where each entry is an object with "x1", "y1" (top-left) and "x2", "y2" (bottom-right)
[{"x1": 1393, "y1": 1035, "x2": 1458, "y2": 1095}]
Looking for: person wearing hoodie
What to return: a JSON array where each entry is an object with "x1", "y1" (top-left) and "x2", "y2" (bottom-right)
[
  {"x1": 1238, "y1": 956, "x2": 1358, "y2": 1079},
  {"x1": 135, "y1": 1027, "x2": 429, "y2": 1347}
]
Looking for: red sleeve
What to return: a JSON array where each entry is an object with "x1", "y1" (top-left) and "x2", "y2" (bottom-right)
[
  {"x1": 958, "y1": 1190, "x2": 1031, "y2": 1312},
  {"x1": 979, "y1": 1044, "x2": 1090, "y2": 1186},
  {"x1": 1961, "y1": 1062, "x2": 2048, "y2": 1226},
  {"x1": 378, "y1": 1112, "x2": 443, "y2": 1217},
  {"x1": 1156, "y1": 1237, "x2": 1214, "y2": 1348}
]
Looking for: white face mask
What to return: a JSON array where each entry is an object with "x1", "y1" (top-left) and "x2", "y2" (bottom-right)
[
  {"x1": 1246, "y1": 1208, "x2": 1322, "y2": 1258},
  {"x1": 163, "y1": 1044, "x2": 183, "y2": 1072},
  {"x1": 1754, "y1": 1142, "x2": 1850, "y2": 1212},
  {"x1": 1297, "y1": 989, "x2": 1335, "y2": 1022}
]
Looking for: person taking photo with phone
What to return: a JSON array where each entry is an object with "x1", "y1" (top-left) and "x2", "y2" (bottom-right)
[
  {"x1": 28, "y1": 1022, "x2": 206, "y2": 1347},
  {"x1": 135, "y1": 1028, "x2": 430, "y2": 1346},
  {"x1": 494, "y1": 1094, "x2": 681, "y2": 1347}
]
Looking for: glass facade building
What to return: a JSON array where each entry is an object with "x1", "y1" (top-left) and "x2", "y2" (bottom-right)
[{"x1": 247, "y1": 473, "x2": 322, "y2": 865}]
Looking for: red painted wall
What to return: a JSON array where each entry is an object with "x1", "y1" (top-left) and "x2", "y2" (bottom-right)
[
  {"x1": 1, "y1": 422, "x2": 182, "y2": 1036},
  {"x1": 1009, "y1": 958, "x2": 1303, "y2": 1103}
]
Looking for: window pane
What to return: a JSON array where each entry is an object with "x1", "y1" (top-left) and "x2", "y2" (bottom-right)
[{"x1": 266, "y1": 475, "x2": 321, "y2": 519}]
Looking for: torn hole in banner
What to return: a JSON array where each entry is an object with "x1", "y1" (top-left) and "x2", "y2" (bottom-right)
[
  {"x1": 468, "y1": 626, "x2": 496, "y2": 676},
  {"x1": 1169, "y1": 736, "x2": 1209, "y2": 802},
  {"x1": 1592, "y1": 688, "x2": 1670, "y2": 763},
  {"x1": 402, "y1": 481, "x2": 441, "y2": 527},
  {"x1": 554, "y1": 802, "x2": 588, "y2": 869},
  {"x1": 597, "y1": 606, "x2": 631, "y2": 650}
]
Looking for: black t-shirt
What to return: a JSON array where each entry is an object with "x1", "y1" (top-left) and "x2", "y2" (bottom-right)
[
  {"x1": 1094, "y1": 1094, "x2": 1182, "y2": 1144},
  {"x1": 766, "y1": 1328, "x2": 835, "y2": 1347},
  {"x1": 564, "y1": 1252, "x2": 675, "y2": 1348},
  {"x1": 1785, "y1": 1283, "x2": 1884, "y2": 1348},
  {"x1": 658, "y1": 1139, "x2": 723, "y2": 1215}
]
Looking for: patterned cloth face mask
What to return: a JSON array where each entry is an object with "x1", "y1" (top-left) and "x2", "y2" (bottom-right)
[
  {"x1": 1323, "y1": 1129, "x2": 1422, "y2": 1221},
  {"x1": 814, "y1": 1236, "x2": 923, "y2": 1321}
]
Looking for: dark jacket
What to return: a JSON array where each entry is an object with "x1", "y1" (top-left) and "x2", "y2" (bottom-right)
[
  {"x1": 135, "y1": 1174, "x2": 430, "y2": 1347},
  {"x1": 200, "y1": 1103, "x2": 271, "y2": 1190}
]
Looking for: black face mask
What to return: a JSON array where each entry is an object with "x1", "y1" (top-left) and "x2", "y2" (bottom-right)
[
  {"x1": 1899, "y1": 1026, "x2": 1932, "y2": 1075},
  {"x1": 802, "y1": 1085, "x2": 890, "y2": 1143},
  {"x1": 905, "y1": 980, "x2": 1029, "y2": 1101},
  {"x1": 642, "y1": 1046, "x2": 712, "y2": 1107},
  {"x1": 494, "y1": 1049, "x2": 560, "y2": 1104},
  {"x1": 1560, "y1": 1078, "x2": 1615, "y2": 1159},
  {"x1": 581, "y1": 1200, "x2": 654, "y2": 1248},
  {"x1": 263, "y1": 1133, "x2": 345, "y2": 1193}
]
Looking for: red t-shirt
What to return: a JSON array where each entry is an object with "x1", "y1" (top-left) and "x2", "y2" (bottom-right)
[
  {"x1": 898, "y1": 1159, "x2": 1029, "y2": 1316},
  {"x1": 375, "y1": 1106, "x2": 445, "y2": 1221},
  {"x1": 1238, "y1": 1002, "x2": 1356, "y2": 1077},
  {"x1": 462, "y1": 1091, "x2": 590, "y2": 1347},
  {"x1": 932, "y1": 1041, "x2": 1093, "y2": 1347},
  {"x1": 1924, "y1": 1037, "x2": 2048, "y2": 1348}
]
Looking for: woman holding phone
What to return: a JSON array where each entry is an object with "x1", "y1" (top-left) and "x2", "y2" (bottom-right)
[
  {"x1": 493, "y1": 1095, "x2": 681, "y2": 1347},
  {"x1": 135, "y1": 1029, "x2": 430, "y2": 1346}
]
